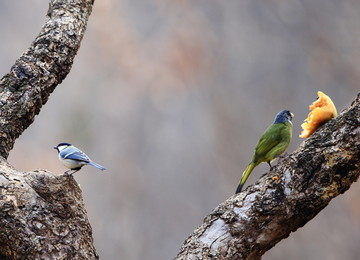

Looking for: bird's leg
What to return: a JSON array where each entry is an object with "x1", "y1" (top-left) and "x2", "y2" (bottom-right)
[
  {"x1": 267, "y1": 161, "x2": 275, "y2": 171},
  {"x1": 64, "y1": 169, "x2": 79, "y2": 176},
  {"x1": 277, "y1": 152, "x2": 289, "y2": 159},
  {"x1": 64, "y1": 169, "x2": 74, "y2": 176}
]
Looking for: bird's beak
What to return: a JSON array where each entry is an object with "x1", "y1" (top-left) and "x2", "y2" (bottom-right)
[
  {"x1": 290, "y1": 112, "x2": 294, "y2": 117},
  {"x1": 53, "y1": 146, "x2": 57, "y2": 149}
]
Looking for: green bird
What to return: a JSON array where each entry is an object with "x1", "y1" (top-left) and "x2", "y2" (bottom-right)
[{"x1": 235, "y1": 110, "x2": 293, "y2": 194}]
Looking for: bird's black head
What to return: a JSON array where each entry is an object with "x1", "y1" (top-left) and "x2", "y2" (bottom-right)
[
  {"x1": 273, "y1": 110, "x2": 294, "y2": 124},
  {"x1": 54, "y1": 142, "x2": 72, "y2": 151}
]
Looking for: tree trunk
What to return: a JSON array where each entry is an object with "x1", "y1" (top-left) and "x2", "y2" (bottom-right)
[
  {"x1": 0, "y1": 0, "x2": 97, "y2": 259},
  {"x1": 175, "y1": 93, "x2": 360, "y2": 260}
]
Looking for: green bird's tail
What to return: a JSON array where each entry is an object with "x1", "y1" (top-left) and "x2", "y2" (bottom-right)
[{"x1": 235, "y1": 162, "x2": 258, "y2": 194}]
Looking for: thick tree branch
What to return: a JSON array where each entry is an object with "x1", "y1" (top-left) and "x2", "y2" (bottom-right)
[
  {"x1": 0, "y1": 159, "x2": 98, "y2": 259},
  {"x1": 0, "y1": 0, "x2": 94, "y2": 159},
  {"x1": 175, "y1": 93, "x2": 360, "y2": 260},
  {"x1": 0, "y1": 1, "x2": 97, "y2": 259}
]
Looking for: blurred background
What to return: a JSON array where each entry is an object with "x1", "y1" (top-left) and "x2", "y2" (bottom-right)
[{"x1": 1, "y1": 0, "x2": 359, "y2": 259}]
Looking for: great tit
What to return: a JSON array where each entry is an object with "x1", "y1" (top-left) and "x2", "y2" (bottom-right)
[{"x1": 54, "y1": 142, "x2": 106, "y2": 175}]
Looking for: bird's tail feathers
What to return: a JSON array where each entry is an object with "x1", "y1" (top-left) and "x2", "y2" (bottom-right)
[
  {"x1": 235, "y1": 162, "x2": 257, "y2": 194},
  {"x1": 88, "y1": 161, "x2": 106, "y2": 171}
]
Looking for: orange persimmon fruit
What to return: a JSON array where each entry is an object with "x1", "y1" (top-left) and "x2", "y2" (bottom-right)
[{"x1": 299, "y1": 91, "x2": 337, "y2": 138}]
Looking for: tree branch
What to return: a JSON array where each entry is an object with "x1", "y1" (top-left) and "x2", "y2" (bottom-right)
[
  {"x1": 175, "y1": 93, "x2": 360, "y2": 260},
  {"x1": 0, "y1": 0, "x2": 94, "y2": 159},
  {"x1": 0, "y1": 159, "x2": 98, "y2": 259},
  {"x1": 0, "y1": 1, "x2": 97, "y2": 259}
]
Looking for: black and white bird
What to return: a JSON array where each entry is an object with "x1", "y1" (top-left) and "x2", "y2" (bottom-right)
[{"x1": 54, "y1": 142, "x2": 106, "y2": 174}]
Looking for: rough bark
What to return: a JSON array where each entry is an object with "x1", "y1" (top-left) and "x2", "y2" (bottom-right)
[
  {"x1": 0, "y1": 0, "x2": 94, "y2": 159},
  {"x1": 0, "y1": 0, "x2": 97, "y2": 259},
  {"x1": 0, "y1": 159, "x2": 98, "y2": 260},
  {"x1": 175, "y1": 93, "x2": 360, "y2": 260}
]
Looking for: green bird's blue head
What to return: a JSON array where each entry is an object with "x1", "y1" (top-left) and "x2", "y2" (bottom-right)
[{"x1": 274, "y1": 110, "x2": 294, "y2": 124}]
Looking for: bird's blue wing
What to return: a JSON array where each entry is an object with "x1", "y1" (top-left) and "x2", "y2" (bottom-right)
[{"x1": 60, "y1": 146, "x2": 91, "y2": 162}]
